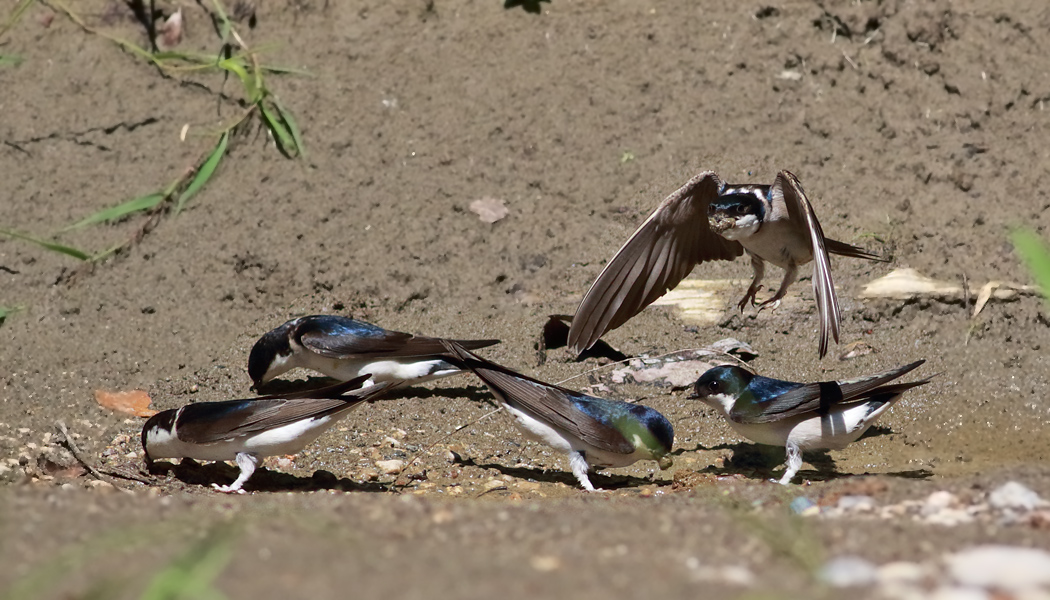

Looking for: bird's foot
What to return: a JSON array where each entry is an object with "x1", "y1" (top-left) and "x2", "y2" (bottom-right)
[
  {"x1": 211, "y1": 483, "x2": 246, "y2": 494},
  {"x1": 737, "y1": 286, "x2": 764, "y2": 311}
]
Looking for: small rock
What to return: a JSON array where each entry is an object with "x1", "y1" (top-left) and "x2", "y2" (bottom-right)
[
  {"x1": 446, "y1": 485, "x2": 464, "y2": 495},
  {"x1": 516, "y1": 481, "x2": 540, "y2": 491},
  {"x1": 685, "y1": 557, "x2": 755, "y2": 586},
  {"x1": 989, "y1": 481, "x2": 1047, "y2": 511},
  {"x1": 877, "y1": 561, "x2": 929, "y2": 585},
  {"x1": 530, "y1": 555, "x2": 561, "y2": 572},
  {"x1": 374, "y1": 460, "x2": 404, "y2": 475},
  {"x1": 925, "y1": 508, "x2": 974, "y2": 526},
  {"x1": 87, "y1": 480, "x2": 114, "y2": 491},
  {"x1": 790, "y1": 496, "x2": 820, "y2": 516},
  {"x1": 946, "y1": 545, "x2": 1050, "y2": 591},
  {"x1": 276, "y1": 457, "x2": 294, "y2": 470},
  {"x1": 482, "y1": 479, "x2": 506, "y2": 491},
  {"x1": 923, "y1": 491, "x2": 959, "y2": 513},
  {"x1": 838, "y1": 495, "x2": 878, "y2": 512},
  {"x1": 357, "y1": 468, "x2": 379, "y2": 481},
  {"x1": 818, "y1": 556, "x2": 877, "y2": 587}
]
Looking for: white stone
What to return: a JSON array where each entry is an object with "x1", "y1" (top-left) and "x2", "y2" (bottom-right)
[
  {"x1": 989, "y1": 481, "x2": 1047, "y2": 511},
  {"x1": 817, "y1": 556, "x2": 877, "y2": 587},
  {"x1": 374, "y1": 460, "x2": 404, "y2": 475},
  {"x1": 838, "y1": 495, "x2": 878, "y2": 512},
  {"x1": 946, "y1": 545, "x2": 1050, "y2": 591}
]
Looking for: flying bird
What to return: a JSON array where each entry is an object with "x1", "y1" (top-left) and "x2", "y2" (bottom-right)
[
  {"x1": 442, "y1": 340, "x2": 674, "y2": 491},
  {"x1": 568, "y1": 170, "x2": 884, "y2": 358},
  {"x1": 142, "y1": 375, "x2": 392, "y2": 493},
  {"x1": 248, "y1": 315, "x2": 500, "y2": 388},
  {"x1": 689, "y1": 360, "x2": 930, "y2": 484}
]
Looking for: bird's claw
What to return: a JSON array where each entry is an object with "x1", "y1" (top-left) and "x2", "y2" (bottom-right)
[{"x1": 737, "y1": 286, "x2": 764, "y2": 312}]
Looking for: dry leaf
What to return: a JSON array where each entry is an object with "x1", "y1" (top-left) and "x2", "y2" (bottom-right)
[
  {"x1": 469, "y1": 197, "x2": 509, "y2": 224},
  {"x1": 95, "y1": 389, "x2": 157, "y2": 418},
  {"x1": 157, "y1": 8, "x2": 183, "y2": 49}
]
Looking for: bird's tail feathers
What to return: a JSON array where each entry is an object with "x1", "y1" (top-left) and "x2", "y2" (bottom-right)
[{"x1": 824, "y1": 238, "x2": 888, "y2": 262}]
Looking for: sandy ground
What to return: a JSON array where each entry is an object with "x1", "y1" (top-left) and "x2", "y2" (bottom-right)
[{"x1": 2, "y1": 0, "x2": 1050, "y2": 598}]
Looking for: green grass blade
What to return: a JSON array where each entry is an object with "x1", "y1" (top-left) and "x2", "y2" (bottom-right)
[
  {"x1": 0, "y1": 228, "x2": 91, "y2": 260},
  {"x1": 64, "y1": 193, "x2": 165, "y2": 231},
  {"x1": 259, "y1": 100, "x2": 296, "y2": 157},
  {"x1": 259, "y1": 64, "x2": 313, "y2": 76},
  {"x1": 0, "y1": 305, "x2": 25, "y2": 326},
  {"x1": 175, "y1": 131, "x2": 229, "y2": 214},
  {"x1": 140, "y1": 524, "x2": 235, "y2": 600},
  {"x1": 272, "y1": 95, "x2": 305, "y2": 159},
  {"x1": 0, "y1": 54, "x2": 24, "y2": 67},
  {"x1": 1012, "y1": 228, "x2": 1050, "y2": 308}
]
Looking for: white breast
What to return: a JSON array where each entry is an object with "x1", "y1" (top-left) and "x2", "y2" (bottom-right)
[
  {"x1": 720, "y1": 399, "x2": 898, "y2": 451},
  {"x1": 146, "y1": 414, "x2": 343, "y2": 463}
]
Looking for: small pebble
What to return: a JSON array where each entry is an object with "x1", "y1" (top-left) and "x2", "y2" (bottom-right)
[
  {"x1": 790, "y1": 496, "x2": 819, "y2": 516},
  {"x1": 817, "y1": 556, "x2": 877, "y2": 587},
  {"x1": 374, "y1": 460, "x2": 404, "y2": 475},
  {"x1": 838, "y1": 495, "x2": 878, "y2": 512},
  {"x1": 946, "y1": 545, "x2": 1050, "y2": 591},
  {"x1": 877, "y1": 561, "x2": 929, "y2": 585}
]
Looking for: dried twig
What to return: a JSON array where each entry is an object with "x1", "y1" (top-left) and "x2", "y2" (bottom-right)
[{"x1": 54, "y1": 420, "x2": 140, "y2": 492}]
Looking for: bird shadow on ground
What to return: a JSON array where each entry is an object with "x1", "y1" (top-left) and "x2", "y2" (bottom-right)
[
  {"x1": 144, "y1": 459, "x2": 391, "y2": 494},
  {"x1": 673, "y1": 441, "x2": 932, "y2": 483},
  {"x1": 454, "y1": 457, "x2": 667, "y2": 491}
]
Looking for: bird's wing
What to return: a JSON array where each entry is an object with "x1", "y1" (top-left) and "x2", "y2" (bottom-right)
[
  {"x1": 567, "y1": 171, "x2": 744, "y2": 353},
  {"x1": 731, "y1": 360, "x2": 928, "y2": 424},
  {"x1": 177, "y1": 379, "x2": 391, "y2": 443},
  {"x1": 442, "y1": 341, "x2": 635, "y2": 454},
  {"x1": 301, "y1": 324, "x2": 500, "y2": 359},
  {"x1": 772, "y1": 171, "x2": 839, "y2": 358}
]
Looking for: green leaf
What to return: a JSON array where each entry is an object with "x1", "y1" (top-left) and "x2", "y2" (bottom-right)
[
  {"x1": 175, "y1": 131, "x2": 229, "y2": 214},
  {"x1": 1012, "y1": 228, "x2": 1050, "y2": 308},
  {"x1": 0, "y1": 228, "x2": 91, "y2": 260},
  {"x1": 0, "y1": 305, "x2": 24, "y2": 326},
  {"x1": 259, "y1": 100, "x2": 296, "y2": 157},
  {"x1": 272, "y1": 95, "x2": 305, "y2": 159},
  {"x1": 64, "y1": 193, "x2": 165, "y2": 231},
  {"x1": 0, "y1": 54, "x2": 23, "y2": 67}
]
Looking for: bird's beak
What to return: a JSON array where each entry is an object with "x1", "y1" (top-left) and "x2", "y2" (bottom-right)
[
  {"x1": 686, "y1": 391, "x2": 699, "y2": 400},
  {"x1": 658, "y1": 455, "x2": 674, "y2": 470}
]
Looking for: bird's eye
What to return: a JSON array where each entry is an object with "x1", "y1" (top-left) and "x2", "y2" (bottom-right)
[
  {"x1": 708, "y1": 381, "x2": 719, "y2": 392},
  {"x1": 735, "y1": 205, "x2": 748, "y2": 215}
]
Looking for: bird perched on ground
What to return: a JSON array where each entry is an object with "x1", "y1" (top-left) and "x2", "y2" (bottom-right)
[
  {"x1": 689, "y1": 360, "x2": 930, "y2": 484},
  {"x1": 441, "y1": 340, "x2": 674, "y2": 491},
  {"x1": 248, "y1": 315, "x2": 500, "y2": 388},
  {"x1": 568, "y1": 170, "x2": 885, "y2": 358},
  {"x1": 142, "y1": 375, "x2": 392, "y2": 493}
]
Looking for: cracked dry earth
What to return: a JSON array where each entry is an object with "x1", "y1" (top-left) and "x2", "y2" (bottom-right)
[{"x1": 1, "y1": 1, "x2": 1050, "y2": 599}]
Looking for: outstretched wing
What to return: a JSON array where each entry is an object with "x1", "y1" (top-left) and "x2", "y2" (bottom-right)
[
  {"x1": 568, "y1": 172, "x2": 743, "y2": 353},
  {"x1": 442, "y1": 341, "x2": 635, "y2": 454},
  {"x1": 771, "y1": 171, "x2": 839, "y2": 359}
]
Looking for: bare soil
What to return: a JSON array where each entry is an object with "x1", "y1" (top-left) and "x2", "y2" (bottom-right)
[{"x1": 1, "y1": 1, "x2": 1049, "y2": 598}]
